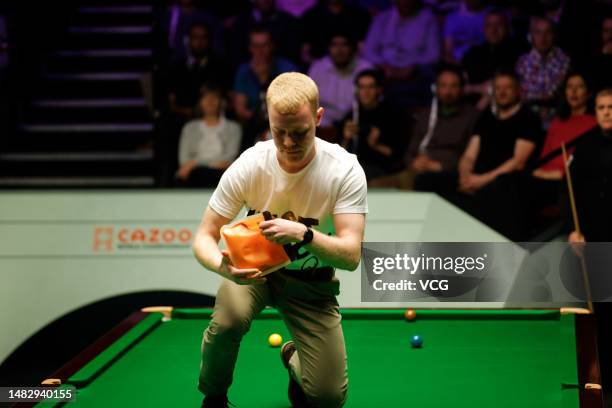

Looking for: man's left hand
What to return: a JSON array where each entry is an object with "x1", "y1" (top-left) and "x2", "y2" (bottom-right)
[
  {"x1": 259, "y1": 219, "x2": 307, "y2": 245},
  {"x1": 459, "y1": 173, "x2": 494, "y2": 193}
]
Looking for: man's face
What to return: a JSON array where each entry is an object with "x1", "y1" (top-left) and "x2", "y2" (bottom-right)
[
  {"x1": 531, "y1": 19, "x2": 555, "y2": 54},
  {"x1": 269, "y1": 104, "x2": 322, "y2": 165},
  {"x1": 603, "y1": 18, "x2": 612, "y2": 46},
  {"x1": 329, "y1": 36, "x2": 353, "y2": 68},
  {"x1": 250, "y1": 32, "x2": 274, "y2": 61},
  {"x1": 436, "y1": 71, "x2": 462, "y2": 106},
  {"x1": 189, "y1": 26, "x2": 209, "y2": 57},
  {"x1": 493, "y1": 76, "x2": 520, "y2": 109},
  {"x1": 356, "y1": 76, "x2": 381, "y2": 107},
  {"x1": 484, "y1": 13, "x2": 508, "y2": 45},
  {"x1": 596, "y1": 95, "x2": 612, "y2": 131}
]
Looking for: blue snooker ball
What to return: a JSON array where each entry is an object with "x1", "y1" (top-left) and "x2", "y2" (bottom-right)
[{"x1": 410, "y1": 335, "x2": 423, "y2": 348}]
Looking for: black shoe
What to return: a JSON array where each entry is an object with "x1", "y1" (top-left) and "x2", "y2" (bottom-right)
[
  {"x1": 201, "y1": 394, "x2": 233, "y2": 408},
  {"x1": 280, "y1": 341, "x2": 309, "y2": 407}
]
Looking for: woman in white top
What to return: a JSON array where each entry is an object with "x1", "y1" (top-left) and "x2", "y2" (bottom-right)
[{"x1": 177, "y1": 86, "x2": 242, "y2": 187}]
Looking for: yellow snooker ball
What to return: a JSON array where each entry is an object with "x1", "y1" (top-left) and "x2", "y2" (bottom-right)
[{"x1": 268, "y1": 333, "x2": 283, "y2": 347}]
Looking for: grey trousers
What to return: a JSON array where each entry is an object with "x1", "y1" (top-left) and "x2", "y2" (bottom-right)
[{"x1": 198, "y1": 272, "x2": 348, "y2": 408}]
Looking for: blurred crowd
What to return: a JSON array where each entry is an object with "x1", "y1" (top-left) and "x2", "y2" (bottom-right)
[{"x1": 159, "y1": 0, "x2": 612, "y2": 241}]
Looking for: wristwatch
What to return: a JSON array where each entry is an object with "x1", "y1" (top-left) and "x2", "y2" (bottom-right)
[{"x1": 300, "y1": 227, "x2": 313, "y2": 245}]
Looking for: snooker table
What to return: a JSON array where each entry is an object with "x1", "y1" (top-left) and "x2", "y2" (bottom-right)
[{"x1": 29, "y1": 307, "x2": 603, "y2": 408}]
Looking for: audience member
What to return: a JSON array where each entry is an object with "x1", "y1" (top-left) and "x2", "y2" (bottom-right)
[
  {"x1": 462, "y1": 9, "x2": 524, "y2": 110},
  {"x1": 300, "y1": 0, "x2": 371, "y2": 66},
  {"x1": 226, "y1": 0, "x2": 299, "y2": 69},
  {"x1": 526, "y1": 72, "x2": 596, "y2": 233},
  {"x1": 533, "y1": 73, "x2": 597, "y2": 181},
  {"x1": 177, "y1": 87, "x2": 242, "y2": 187},
  {"x1": 163, "y1": 0, "x2": 224, "y2": 60},
  {"x1": 516, "y1": 17, "x2": 571, "y2": 118},
  {"x1": 167, "y1": 23, "x2": 229, "y2": 121},
  {"x1": 233, "y1": 26, "x2": 297, "y2": 148},
  {"x1": 590, "y1": 16, "x2": 612, "y2": 92},
  {"x1": 537, "y1": 0, "x2": 598, "y2": 72},
  {"x1": 362, "y1": 0, "x2": 440, "y2": 106},
  {"x1": 308, "y1": 32, "x2": 372, "y2": 133},
  {"x1": 443, "y1": 0, "x2": 490, "y2": 63},
  {"x1": 457, "y1": 71, "x2": 542, "y2": 240},
  {"x1": 406, "y1": 66, "x2": 479, "y2": 196},
  {"x1": 341, "y1": 70, "x2": 408, "y2": 183}
]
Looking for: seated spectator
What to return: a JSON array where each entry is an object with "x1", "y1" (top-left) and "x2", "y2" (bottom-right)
[
  {"x1": 533, "y1": 72, "x2": 597, "y2": 181},
  {"x1": 590, "y1": 16, "x2": 612, "y2": 92},
  {"x1": 177, "y1": 87, "x2": 242, "y2": 187},
  {"x1": 233, "y1": 25, "x2": 297, "y2": 149},
  {"x1": 443, "y1": 0, "x2": 490, "y2": 64},
  {"x1": 226, "y1": 0, "x2": 299, "y2": 69},
  {"x1": 163, "y1": 0, "x2": 224, "y2": 60},
  {"x1": 538, "y1": 0, "x2": 598, "y2": 73},
  {"x1": 167, "y1": 23, "x2": 228, "y2": 121},
  {"x1": 341, "y1": 70, "x2": 408, "y2": 183},
  {"x1": 516, "y1": 17, "x2": 571, "y2": 121},
  {"x1": 457, "y1": 71, "x2": 542, "y2": 240},
  {"x1": 462, "y1": 9, "x2": 525, "y2": 110},
  {"x1": 308, "y1": 32, "x2": 372, "y2": 137},
  {"x1": 300, "y1": 0, "x2": 371, "y2": 66},
  {"x1": 523, "y1": 72, "x2": 596, "y2": 234},
  {"x1": 362, "y1": 0, "x2": 440, "y2": 106},
  {"x1": 406, "y1": 66, "x2": 479, "y2": 197}
]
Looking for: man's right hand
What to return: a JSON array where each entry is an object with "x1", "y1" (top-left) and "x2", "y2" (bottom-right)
[
  {"x1": 219, "y1": 250, "x2": 267, "y2": 285},
  {"x1": 343, "y1": 120, "x2": 358, "y2": 141}
]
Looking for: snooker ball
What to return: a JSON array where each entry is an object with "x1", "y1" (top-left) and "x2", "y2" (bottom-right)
[
  {"x1": 410, "y1": 335, "x2": 423, "y2": 348},
  {"x1": 268, "y1": 333, "x2": 283, "y2": 347},
  {"x1": 404, "y1": 309, "x2": 416, "y2": 322}
]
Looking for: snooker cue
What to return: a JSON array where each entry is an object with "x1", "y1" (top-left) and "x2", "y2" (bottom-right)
[{"x1": 561, "y1": 143, "x2": 594, "y2": 313}]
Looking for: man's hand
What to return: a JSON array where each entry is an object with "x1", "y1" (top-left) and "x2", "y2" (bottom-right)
[
  {"x1": 459, "y1": 172, "x2": 494, "y2": 193},
  {"x1": 177, "y1": 160, "x2": 198, "y2": 181},
  {"x1": 411, "y1": 154, "x2": 442, "y2": 173},
  {"x1": 219, "y1": 250, "x2": 267, "y2": 285},
  {"x1": 259, "y1": 218, "x2": 307, "y2": 245},
  {"x1": 569, "y1": 231, "x2": 585, "y2": 243},
  {"x1": 366, "y1": 126, "x2": 381, "y2": 147},
  {"x1": 568, "y1": 231, "x2": 586, "y2": 257},
  {"x1": 343, "y1": 120, "x2": 358, "y2": 142}
]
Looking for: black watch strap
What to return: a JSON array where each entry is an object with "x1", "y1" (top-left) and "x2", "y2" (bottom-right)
[{"x1": 300, "y1": 227, "x2": 313, "y2": 245}]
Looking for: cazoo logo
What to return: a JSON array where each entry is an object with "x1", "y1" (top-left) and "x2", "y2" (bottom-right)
[{"x1": 93, "y1": 226, "x2": 193, "y2": 252}]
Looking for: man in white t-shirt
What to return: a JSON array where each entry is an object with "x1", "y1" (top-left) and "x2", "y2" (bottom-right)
[{"x1": 193, "y1": 72, "x2": 368, "y2": 408}]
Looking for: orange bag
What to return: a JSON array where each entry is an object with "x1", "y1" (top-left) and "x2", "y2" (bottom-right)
[{"x1": 220, "y1": 213, "x2": 291, "y2": 275}]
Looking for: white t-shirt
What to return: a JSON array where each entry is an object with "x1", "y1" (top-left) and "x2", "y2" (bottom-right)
[{"x1": 209, "y1": 137, "x2": 368, "y2": 270}]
